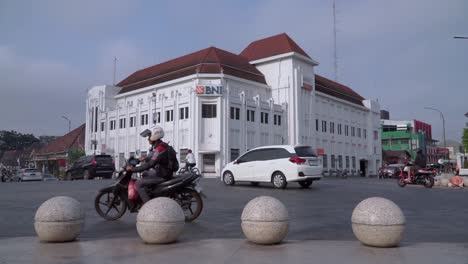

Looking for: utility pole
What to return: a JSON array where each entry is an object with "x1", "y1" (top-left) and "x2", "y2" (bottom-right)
[
  {"x1": 424, "y1": 107, "x2": 446, "y2": 148},
  {"x1": 333, "y1": 0, "x2": 338, "y2": 81},
  {"x1": 61, "y1": 116, "x2": 71, "y2": 133},
  {"x1": 113, "y1": 56, "x2": 118, "y2": 85}
]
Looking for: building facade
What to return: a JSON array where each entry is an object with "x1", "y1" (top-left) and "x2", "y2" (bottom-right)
[
  {"x1": 381, "y1": 119, "x2": 439, "y2": 164},
  {"x1": 85, "y1": 33, "x2": 381, "y2": 176}
]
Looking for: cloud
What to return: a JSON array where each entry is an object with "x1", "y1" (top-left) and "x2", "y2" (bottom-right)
[{"x1": 0, "y1": 46, "x2": 88, "y2": 136}]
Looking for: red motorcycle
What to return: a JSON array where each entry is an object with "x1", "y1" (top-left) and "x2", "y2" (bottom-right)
[{"x1": 397, "y1": 162, "x2": 435, "y2": 188}]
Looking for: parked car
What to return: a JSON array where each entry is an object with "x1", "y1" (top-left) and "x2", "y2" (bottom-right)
[
  {"x1": 66, "y1": 155, "x2": 115, "y2": 180},
  {"x1": 221, "y1": 145, "x2": 323, "y2": 189},
  {"x1": 16, "y1": 168, "x2": 43, "y2": 182},
  {"x1": 42, "y1": 173, "x2": 58, "y2": 181}
]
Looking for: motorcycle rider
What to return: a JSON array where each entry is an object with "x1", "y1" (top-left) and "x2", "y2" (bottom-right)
[
  {"x1": 126, "y1": 126, "x2": 172, "y2": 203},
  {"x1": 405, "y1": 149, "x2": 427, "y2": 182}
]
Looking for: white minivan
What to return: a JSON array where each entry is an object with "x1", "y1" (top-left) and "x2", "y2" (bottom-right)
[{"x1": 221, "y1": 145, "x2": 323, "y2": 189}]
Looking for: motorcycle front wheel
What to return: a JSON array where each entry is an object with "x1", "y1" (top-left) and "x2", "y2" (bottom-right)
[
  {"x1": 172, "y1": 188, "x2": 203, "y2": 222},
  {"x1": 397, "y1": 178, "x2": 406, "y2": 187},
  {"x1": 95, "y1": 190, "x2": 127, "y2": 220}
]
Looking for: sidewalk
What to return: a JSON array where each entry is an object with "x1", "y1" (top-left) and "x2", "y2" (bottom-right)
[{"x1": 0, "y1": 236, "x2": 467, "y2": 264}]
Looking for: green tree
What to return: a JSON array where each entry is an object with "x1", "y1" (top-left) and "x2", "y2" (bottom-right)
[
  {"x1": 463, "y1": 128, "x2": 468, "y2": 153},
  {"x1": 69, "y1": 148, "x2": 85, "y2": 164},
  {"x1": 0, "y1": 130, "x2": 39, "y2": 159}
]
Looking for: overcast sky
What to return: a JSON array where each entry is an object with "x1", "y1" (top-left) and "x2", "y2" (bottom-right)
[{"x1": 0, "y1": 0, "x2": 467, "y2": 143}]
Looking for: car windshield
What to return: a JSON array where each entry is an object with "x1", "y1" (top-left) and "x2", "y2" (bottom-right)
[
  {"x1": 95, "y1": 156, "x2": 112, "y2": 162},
  {"x1": 294, "y1": 146, "x2": 317, "y2": 157}
]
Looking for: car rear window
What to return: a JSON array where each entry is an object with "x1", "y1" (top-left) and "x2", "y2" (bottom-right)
[
  {"x1": 25, "y1": 169, "x2": 39, "y2": 172},
  {"x1": 294, "y1": 146, "x2": 317, "y2": 157},
  {"x1": 95, "y1": 156, "x2": 113, "y2": 162}
]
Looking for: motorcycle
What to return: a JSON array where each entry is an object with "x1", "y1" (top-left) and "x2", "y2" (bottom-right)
[
  {"x1": 397, "y1": 162, "x2": 435, "y2": 188},
  {"x1": 94, "y1": 157, "x2": 205, "y2": 222}
]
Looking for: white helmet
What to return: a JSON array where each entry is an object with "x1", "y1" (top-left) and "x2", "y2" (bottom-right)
[{"x1": 150, "y1": 126, "x2": 164, "y2": 141}]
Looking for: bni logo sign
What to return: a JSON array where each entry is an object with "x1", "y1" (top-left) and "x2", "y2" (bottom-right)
[{"x1": 195, "y1": 85, "x2": 223, "y2": 96}]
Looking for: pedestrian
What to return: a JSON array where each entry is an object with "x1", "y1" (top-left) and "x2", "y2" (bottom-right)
[{"x1": 184, "y1": 149, "x2": 196, "y2": 172}]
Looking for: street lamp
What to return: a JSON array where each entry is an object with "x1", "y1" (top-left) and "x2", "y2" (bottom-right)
[
  {"x1": 454, "y1": 36, "x2": 468, "y2": 39},
  {"x1": 465, "y1": 112, "x2": 468, "y2": 118},
  {"x1": 424, "y1": 107, "x2": 446, "y2": 147},
  {"x1": 61, "y1": 116, "x2": 71, "y2": 133}
]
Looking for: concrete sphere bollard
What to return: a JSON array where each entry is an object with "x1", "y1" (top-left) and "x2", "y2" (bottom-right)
[
  {"x1": 241, "y1": 196, "x2": 289, "y2": 245},
  {"x1": 34, "y1": 196, "x2": 85, "y2": 242},
  {"x1": 434, "y1": 177, "x2": 441, "y2": 186},
  {"x1": 351, "y1": 197, "x2": 405, "y2": 248},
  {"x1": 463, "y1": 177, "x2": 468, "y2": 187},
  {"x1": 440, "y1": 178, "x2": 449, "y2": 187},
  {"x1": 136, "y1": 197, "x2": 185, "y2": 244}
]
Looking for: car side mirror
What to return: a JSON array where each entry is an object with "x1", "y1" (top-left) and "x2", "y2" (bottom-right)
[{"x1": 234, "y1": 160, "x2": 241, "y2": 164}]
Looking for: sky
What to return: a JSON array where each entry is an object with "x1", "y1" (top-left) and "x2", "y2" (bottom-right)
[{"x1": 0, "y1": 0, "x2": 467, "y2": 143}]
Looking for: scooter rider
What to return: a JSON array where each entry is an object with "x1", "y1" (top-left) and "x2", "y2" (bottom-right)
[{"x1": 126, "y1": 126, "x2": 171, "y2": 203}]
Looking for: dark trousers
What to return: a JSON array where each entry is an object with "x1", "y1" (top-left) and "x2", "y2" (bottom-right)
[
  {"x1": 184, "y1": 163, "x2": 196, "y2": 171},
  {"x1": 135, "y1": 170, "x2": 164, "y2": 203}
]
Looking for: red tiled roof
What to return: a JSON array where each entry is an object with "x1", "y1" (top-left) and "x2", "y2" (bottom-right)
[
  {"x1": 36, "y1": 124, "x2": 86, "y2": 154},
  {"x1": 117, "y1": 47, "x2": 266, "y2": 94},
  {"x1": 315, "y1": 75, "x2": 365, "y2": 106},
  {"x1": 240, "y1": 33, "x2": 312, "y2": 61}
]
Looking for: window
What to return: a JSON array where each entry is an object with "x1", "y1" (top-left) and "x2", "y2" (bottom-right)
[
  {"x1": 352, "y1": 156, "x2": 356, "y2": 169},
  {"x1": 316, "y1": 119, "x2": 319, "y2": 131},
  {"x1": 338, "y1": 155, "x2": 343, "y2": 168},
  {"x1": 346, "y1": 156, "x2": 350, "y2": 168},
  {"x1": 180, "y1": 107, "x2": 189, "y2": 120},
  {"x1": 166, "y1": 109, "x2": 174, "y2": 122},
  {"x1": 338, "y1": 124, "x2": 342, "y2": 135},
  {"x1": 351, "y1": 127, "x2": 355, "y2": 137},
  {"x1": 140, "y1": 114, "x2": 148, "y2": 125},
  {"x1": 357, "y1": 128, "x2": 361, "y2": 138},
  {"x1": 322, "y1": 154, "x2": 328, "y2": 168},
  {"x1": 322, "y1": 121, "x2": 327, "y2": 132},
  {"x1": 101, "y1": 122, "x2": 105, "y2": 131},
  {"x1": 154, "y1": 112, "x2": 161, "y2": 123},
  {"x1": 110, "y1": 120, "x2": 116, "y2": 130},
  {"x1": 374, "y1": 130, "x2": 379, "y2": 140},
  {"x1": 345, "y1": 125, "x2": 349, "y2": 136},
  {"x1": 246, "y1": 109, "x2": 255, "y2": 122},
  {"x1": 274, "y1": 115, "x2": 282, "y2": 126},
  {"x1": 331, "y1": 155, "x2": 336, "y2": 168},
  {"x1": 119, "y1": 118, "x2": 126, "y2": 129},
  {"x1": 261, "y1": 112, "x2": 269, "y2": 124},
  {"x1": 330, "y1": 122, "x2": 335, "y2": 134},
  {"x1": 179, "y1": 148, "x2": 188, "y2": 162},
  {"x1": 230, "y1": 107, "x2": 240, "y2": 120},
  {"x1": 230, "y1": 148, "x2": 240, "y2": 162},
  {"x1": 130, "y1": 116, "x2": 136, "y2": 127},
  {"x1": 364, "y1": 129, "x2": 367, "y2": 139},
  {"x1": 202, "y1": 104, "x2": 217, "y2": 118},
  {"x1": 237, "y1": 150, "x2": 263, "y2": 163}
]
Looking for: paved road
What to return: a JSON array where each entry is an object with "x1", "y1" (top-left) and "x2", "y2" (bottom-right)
[{"x1": 0, "y1": 177, "x2": 467, "y2": 243}]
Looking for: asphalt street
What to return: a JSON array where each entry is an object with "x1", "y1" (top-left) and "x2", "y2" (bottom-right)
[{"x1": 0, "y1": 177, "x2": 467, "y2": 243}]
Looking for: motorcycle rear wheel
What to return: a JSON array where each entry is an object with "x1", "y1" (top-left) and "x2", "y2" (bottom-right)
[
  {"x1": 172, "y1": 188, "x2": 203, "y2": 222},
  {"x1": 397, "y1": 178, "x2": 406, "y2": 187},
  {"x1": 424, "y1": 176, "x2": 434, "y2": 188},
  {"x1": 95, "y1": 190, "x2": 127, "y2": 220}
]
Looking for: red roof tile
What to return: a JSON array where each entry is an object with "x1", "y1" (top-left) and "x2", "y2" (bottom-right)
[
  {"x1": 117, "y1": 47, "x2": 266, "y2": 94},
  {"x1": 315, "y1": 75, "x2": 365, "y2": 106},
  {"x1": 36, "y1": 124, "x2": 85, "y2": 154},
  {"x1": 240, "y1": 33, "x2": 312, "y2": 61}
]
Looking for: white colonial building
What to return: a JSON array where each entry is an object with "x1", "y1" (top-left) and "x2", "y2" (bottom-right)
[{"x1": 85, "y1": 33, "x2": 381, "y2": 176}]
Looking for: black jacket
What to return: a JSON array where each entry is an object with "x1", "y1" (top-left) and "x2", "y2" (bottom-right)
[{"x1": 414, "y1": 153, "x2": 427, "y2": 168}]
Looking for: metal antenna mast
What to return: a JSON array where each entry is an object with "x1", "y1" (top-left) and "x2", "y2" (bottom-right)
[
  {"x1": 113, "y1": 56, "x2": 118, "y2": 85},
  {"x1": 333, "y1": 0, "x2": 338, "y2": 81}
]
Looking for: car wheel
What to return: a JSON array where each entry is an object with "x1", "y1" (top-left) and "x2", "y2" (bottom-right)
[
  {"x1": 66, "y1": 172, "x2": 73, "y2": 181},
  {"x1": 83, "y1": 170, "x2": 90, "y2": 180},
  {"x1": 272, "y1": 171, "x2": 287, "y2": 189},
  {"x1": 298, "y1": 179, "x2": 313, "y2": 188},
  {"x1": 223, "y1": 171, "x2": 235, "y2": 186}
]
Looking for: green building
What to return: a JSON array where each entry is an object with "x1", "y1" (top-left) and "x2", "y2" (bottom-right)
[{"x1": 381, "y1": 130, "x2": 423, "y2": 160}]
